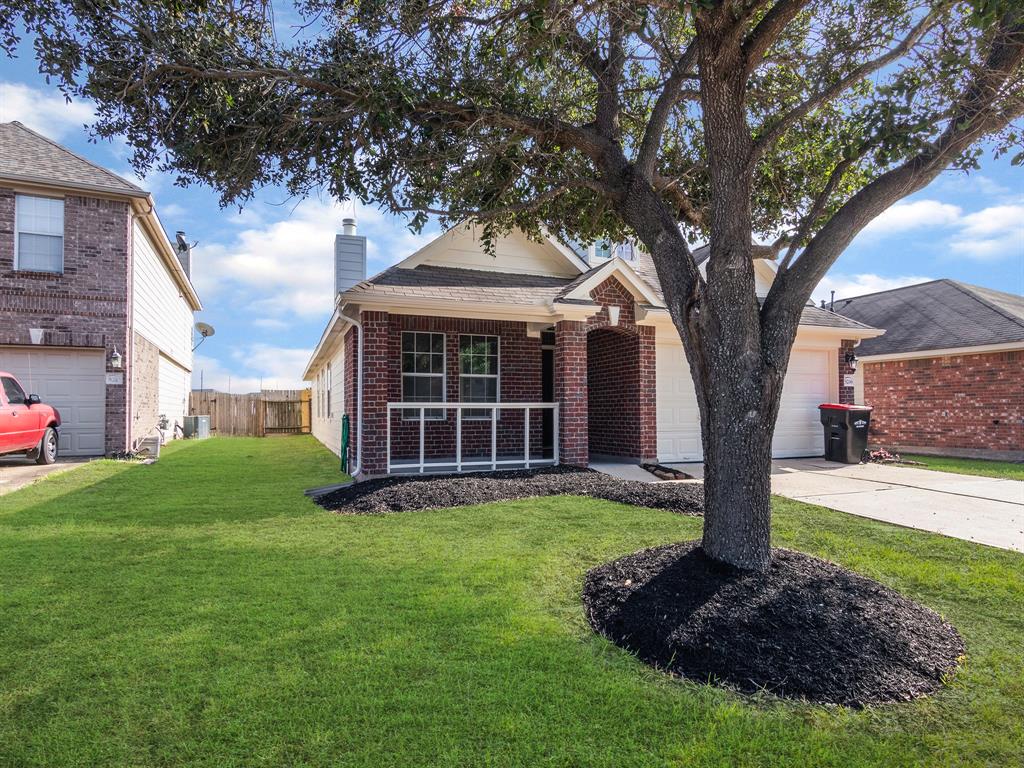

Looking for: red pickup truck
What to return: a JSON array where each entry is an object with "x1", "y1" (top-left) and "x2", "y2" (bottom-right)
[{"x1": 0, "y1": 372, "x2": 62, "y2": 464}]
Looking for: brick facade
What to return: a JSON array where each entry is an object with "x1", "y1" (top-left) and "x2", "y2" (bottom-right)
[
  {"x1": 131, "y1": 331, "x2": 160, "y2": 443},
  {"x1": 0, "y1": 188, "x2": 132, "y2": 454},
  {"x1": 354, "y1": 275, "x2": 658, "y2": 474},
  {"x1": 862, "y1": 349, "x2": 1024, "y2": 460}
]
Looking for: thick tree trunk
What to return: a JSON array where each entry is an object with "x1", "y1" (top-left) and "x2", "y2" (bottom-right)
[{"x1": 696, "y1": 363, "x2": 778, "y2": 571}]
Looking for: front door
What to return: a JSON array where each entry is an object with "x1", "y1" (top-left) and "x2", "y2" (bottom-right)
[{"x1": 541, "y1": 346, "x2": 554, "y2": 458}]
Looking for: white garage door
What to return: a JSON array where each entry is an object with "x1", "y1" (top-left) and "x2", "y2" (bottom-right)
[
  {"x1": 773, "y1": 349, "x2": 830, "y2": 458},
  {"x1": 158, "y1": 354, "x2": 189, "y2": 438},
  {"x1": 655, "y1": 341, "x2": 831, "y2": 462},
  {"x1": 655, "y1": 340, "x2": 703, "y2": 462},
  {"x1": 0, "y1": 346, "x2": 106, "y2": 456}
]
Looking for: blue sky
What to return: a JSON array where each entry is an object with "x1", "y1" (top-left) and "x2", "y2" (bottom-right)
[{"x1": 2, "y1": 44, "x2": 1021, "y2": 392}]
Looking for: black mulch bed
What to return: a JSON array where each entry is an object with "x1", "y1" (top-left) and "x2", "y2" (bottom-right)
[
  {"x1": 583, "y1": 541, "x2": 965, "y2": 706},
  {"x1": 315, "y1": 465, "x2": 703, "y2": 516}
]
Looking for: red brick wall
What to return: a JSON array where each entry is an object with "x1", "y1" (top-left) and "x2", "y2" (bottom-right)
[
  {"x1": 862, "y1": 349, "x2": 1023, "y2": 458},
  {"x1": 557, "y1": 275, "x2": 657, "y2": 466},
  {"x1": 0, "y1": 188, "x2": 132, "y2": 454},
  {"x1": 358, "y1": 313, "x2": 545, "y2": 473}
]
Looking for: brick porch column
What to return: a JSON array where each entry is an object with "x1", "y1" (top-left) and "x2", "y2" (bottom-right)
[
  {"x1": 637, "y1": 326, "x2": 658, "y2": 461},
  {"x1": 359, "y1": 311, "x2": 391, "y2": 475},
  {"x1": 555, "y1": 320, "x2": 588, "y2": 466},
  {"x1": 839, "y1": 339, "x2": 856, "y2": 405}
]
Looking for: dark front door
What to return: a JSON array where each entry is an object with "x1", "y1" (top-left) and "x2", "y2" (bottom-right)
[{"x1": 541, "y1": 347, "x2": 554, "y2": 458}]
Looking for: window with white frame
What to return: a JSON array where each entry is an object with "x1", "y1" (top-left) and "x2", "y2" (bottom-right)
[
  {"x1": 401, "y1": 331, "x2": 445, "y2": 419},
  {"x1": 460, "y1": 335, "x2": 499, "y2": 420},
  {"x1": 15, "y1": 195, "x2": 64, "y2": 273}
]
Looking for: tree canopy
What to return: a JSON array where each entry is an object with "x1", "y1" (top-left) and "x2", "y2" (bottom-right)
[{"x1": 4, "y1": 0, "x2": 1021, "y2": 569}]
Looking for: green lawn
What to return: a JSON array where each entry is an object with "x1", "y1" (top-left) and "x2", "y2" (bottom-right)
[
  {"x1": 1, "y1": 437, "x2": 1022, "y2": 767},
  {"x1": 900, "y1": 453, "x2": 1024, "y2": 481}
]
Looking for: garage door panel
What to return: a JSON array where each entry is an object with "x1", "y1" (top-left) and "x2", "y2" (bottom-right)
[
  {"x1": 656, "y1": 341, "x2": 831, "y2": 462},
  {"x1": 0, "y1": 347, "x2": 106, "y2": 456}
]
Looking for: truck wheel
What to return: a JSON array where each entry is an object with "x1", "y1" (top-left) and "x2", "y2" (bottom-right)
[{"x1": 34, "y1": 427, "x2": 58, "y2": 465}]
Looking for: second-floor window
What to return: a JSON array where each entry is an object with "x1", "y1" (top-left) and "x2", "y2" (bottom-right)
[{"x1": 15, "y1": 195, "x2": 64, "y2": 273}]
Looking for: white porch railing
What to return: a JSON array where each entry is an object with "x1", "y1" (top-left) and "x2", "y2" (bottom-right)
[{"x1": 386, "y1": 402, "x2": 559, "y2": 474}]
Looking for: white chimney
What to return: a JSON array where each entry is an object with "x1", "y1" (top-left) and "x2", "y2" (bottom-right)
[{"x1": 335, "y1": 217, "x2": 366, "y2": 296}]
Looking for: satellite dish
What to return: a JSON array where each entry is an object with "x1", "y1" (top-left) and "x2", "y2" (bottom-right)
[{"x1": 192, "y1": 322, "x2": 216, "y2": 351}]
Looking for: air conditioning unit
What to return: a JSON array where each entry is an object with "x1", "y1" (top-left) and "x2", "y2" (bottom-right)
[{"x1": 183, "y1": 415, "x2": 211, "y2": 439}]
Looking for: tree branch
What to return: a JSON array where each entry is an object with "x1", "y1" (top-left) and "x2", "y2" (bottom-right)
[
  {"x1": 742, "y1": 0, "x2": 809, "y2": 76},
  {"x1": 635, "y1": 38, "x2": 699, "y2": 181},
  {"x1": 750, "y1": 8, "x2": 940, "y2": 162},
  {"x1": 764, "y1": 10, "x2": 1024, "y2": 328}
]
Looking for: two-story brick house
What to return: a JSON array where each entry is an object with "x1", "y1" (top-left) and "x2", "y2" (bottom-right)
[{"x1": 0, "y1": 121, "x2": 202, "y2": 456}]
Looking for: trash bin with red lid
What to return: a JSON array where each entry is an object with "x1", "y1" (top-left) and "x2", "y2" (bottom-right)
[{"x1": 819, "y1": 403, "x2": 873, "y2": 463}]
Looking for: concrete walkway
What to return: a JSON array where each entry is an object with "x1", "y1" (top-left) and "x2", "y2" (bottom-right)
[
  {"x1": 0, "y1": 457, "x2": 89, "y2": 496},
  {"x1": 662, "y1": 458, "x2": 1023, "y2": 553}
]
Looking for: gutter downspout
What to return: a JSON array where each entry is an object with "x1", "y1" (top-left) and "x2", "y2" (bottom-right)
[{"x1": 338, "y1": 306, "x2": 363, "y2": 477}]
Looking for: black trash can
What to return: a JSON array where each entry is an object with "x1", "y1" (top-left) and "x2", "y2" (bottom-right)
[{"x1": 819, "y1": 403, "x2": 873, "y2": 463}]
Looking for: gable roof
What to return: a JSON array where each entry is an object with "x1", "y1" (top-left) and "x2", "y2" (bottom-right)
[
  {"x1": 0, "y1": 121, "x2": 147, "y2": 198},
  {"x1": 834, "y1": 279, "x2": 1024, "y2": 356}
]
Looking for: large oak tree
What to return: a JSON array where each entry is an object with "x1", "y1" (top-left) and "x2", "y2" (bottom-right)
[{"x1": 5, "y1": 0, "x2": 1020, "y2": 569}]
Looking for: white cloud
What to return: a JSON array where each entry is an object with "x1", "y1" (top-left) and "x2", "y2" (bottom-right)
[
  {"x1": 0, "y1": 81, "x2": 94, "y2": 139},
  {"x1": 814, "y1": 273, "x2": 933, "y2": 304},
  {"x1": 861, "y1": 200, "x2": 962, "y2": 236},
  {"x1": 948, "y1": 204, "x2": 1024, "y2": 262},
  {"x1": 193, "y1": 197, "x2": 438, "y2": 322},
  {"x1": 192, "y1": 343, "x2": 312, "y2": 393}
]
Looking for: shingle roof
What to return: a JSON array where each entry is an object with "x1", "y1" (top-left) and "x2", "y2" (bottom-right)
[
  {"x1": 0, "y1": 121, "x2": 146, "y2": 197},
  {"x1": 606, "y1": 247, "x2": 872, "y2": 331},
  {"x1": 346, "y1": 264, "x2": 574, "y2": 305},
  {"x1": 834, "y1": 279, "x2": 1024, "y2": 355}
]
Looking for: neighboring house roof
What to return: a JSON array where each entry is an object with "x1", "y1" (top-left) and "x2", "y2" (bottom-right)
[
  {"x1": 834, "y1": 279, "x2": 1024, "y2": 356},
  {"x1": 0, "y1": 121, "x2": 146, "y2": 198}
]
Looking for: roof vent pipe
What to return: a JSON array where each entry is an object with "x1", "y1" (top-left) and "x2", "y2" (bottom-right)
[{"x1": 341, "y1": 217, "x2": 357, "y2": 236}]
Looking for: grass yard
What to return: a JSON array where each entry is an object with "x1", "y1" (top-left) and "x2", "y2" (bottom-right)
[
  {"x1": 1, "y1": 437, "x2": 1022, "y2": 767},
  {"x1": 900, "y1": 453, "x2": 1024, "y2": 481}
]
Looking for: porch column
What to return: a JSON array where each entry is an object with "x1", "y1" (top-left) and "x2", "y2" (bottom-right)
[
  {"x1": 555, "y1": 320, "x2": 588, "y2": 466},
  {"x1": 637, "y1": 325, "x2": 658, "y2": 461},
  {"x1": 359, "y1": 311, "x2": 391, "y2": 475}
]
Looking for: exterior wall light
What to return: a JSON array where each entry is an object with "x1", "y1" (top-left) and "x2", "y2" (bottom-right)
[
  {"x1": 110, "y1": 347, "x2": 123, "y2": 369},
  {"x1": 844, "y1": 350, "x2": 858, "y2": 372}
]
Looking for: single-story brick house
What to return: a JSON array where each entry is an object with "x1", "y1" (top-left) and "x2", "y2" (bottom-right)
[
  {"x1": 0, "y1": 121, "x2": 202, "y2": 456},
  {"x1": 304, "y1": 220, "x2": 881, "y2": 476},
  {"x1": 836, "y1": 279, "x2": 1023, "y2": 461}
]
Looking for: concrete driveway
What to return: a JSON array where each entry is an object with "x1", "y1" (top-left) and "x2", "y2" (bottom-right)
[
  {"x1": 666, "y1": 458, "x2": 1024, "y2": 553},
  {"x1": 0, "y1": 457, "x2": 90, "y2": 496}
]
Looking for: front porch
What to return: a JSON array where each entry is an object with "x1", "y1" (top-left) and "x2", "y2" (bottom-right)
[{"x1": 355, "y1": 275, "x2": 659, "y2": 476}]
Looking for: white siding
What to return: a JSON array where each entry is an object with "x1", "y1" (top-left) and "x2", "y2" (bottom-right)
[
  {"x1": 158, "y1": 354, "x2": 189, "y2": 439},
  {"x1": 310, "y1": 341, "x2": 346, "y2": 456},
  {"x1": 405, "y1": 226, "x2": 580, "y2": 276},
  {"x1": 131, "y1": 220, "x2": 193, "y2": 370}
]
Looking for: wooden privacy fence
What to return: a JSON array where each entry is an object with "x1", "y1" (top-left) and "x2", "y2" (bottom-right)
[{"x1": 189, "y1": 389, "x2": 311, "y2": 437}]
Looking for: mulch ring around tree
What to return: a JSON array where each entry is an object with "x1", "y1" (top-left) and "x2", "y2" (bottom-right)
[
  {"x1": 315, "y1": 465, "x2": 703, "y2": 516},
  {"x1": 583, "y1": 541, "x2": 965, "y2": 707}
]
